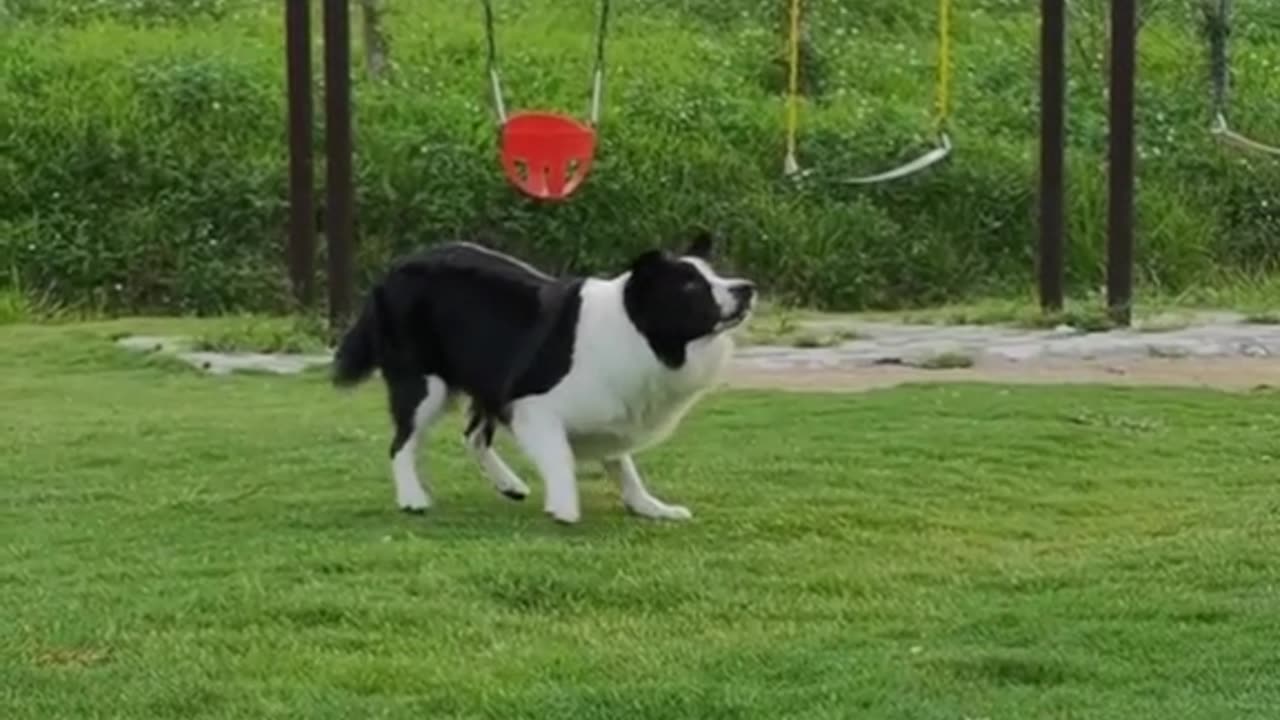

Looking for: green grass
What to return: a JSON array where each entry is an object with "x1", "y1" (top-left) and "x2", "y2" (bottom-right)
[
  {"x1": 190, "y1": 313, "x2": 331, "y2": 354},
  {"x1": 0, "y1": 288, "x2": 31, "y2": 325},
  {"x1": 787, "y1": 328, "x2": 862, "y2": 348},
  {"x1": 743, "y1": 304, "x2": 865, "y2": 347},
  {"x1": 3, "y1": 319, "x2": 1279, "y2": 719},
  {"x1": 875, "y1": 296, "x2": 1130, "y2": 330},
  {"x1": 739, "y1": 280, "x2": 1279, "y2": 343},
  {"x1": 858, "y1": 275, "x2": 1280, "y2": 329},
  {"x1": 1243, "y1": 311, "x2": 1280, "y2": 325}
]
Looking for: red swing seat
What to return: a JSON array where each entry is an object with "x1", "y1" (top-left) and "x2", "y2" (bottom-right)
[{"x1": 500, "y1": 111, "x2": 598, "y2": 201}]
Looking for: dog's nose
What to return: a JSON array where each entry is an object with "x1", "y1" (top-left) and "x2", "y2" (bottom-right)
[{"x1": 731, "y1": 282, "x2": 756, "y2": 304}]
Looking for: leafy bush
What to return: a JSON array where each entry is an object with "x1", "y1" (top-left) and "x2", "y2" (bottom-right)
[{"x1": 1, "y1": 0, "x2": 1279, "y2": 314}]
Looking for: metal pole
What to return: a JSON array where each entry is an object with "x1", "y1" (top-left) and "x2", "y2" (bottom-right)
[
  {"x1": 1107, "y1": 0, "x2": 1137, "y2": 326},
  {"x1": 323, "y1": 0, "x2": 355, "y2": 331},
  {"x1": 285, "y1": 0, "x2": 316, "y2": 310},
  {"x1": 1038, "y1": 0, "x2": 1066, "y2": 312}
]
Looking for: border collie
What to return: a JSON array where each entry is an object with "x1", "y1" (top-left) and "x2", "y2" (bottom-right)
[{"x1": 331, "y1": 231, "x2": 755, "y2": 524}]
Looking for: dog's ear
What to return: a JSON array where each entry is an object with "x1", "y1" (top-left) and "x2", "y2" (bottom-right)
[
  {"x1": 685, "y1": 228, "x2": 715, "y2": 259},
  {"x1": 628, "y1": 249, "x2": 666, "y2": 275}
]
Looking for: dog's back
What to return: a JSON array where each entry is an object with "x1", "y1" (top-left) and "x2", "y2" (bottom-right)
[{"x1": 332, "y1": 242, "x2": 582, "y2": 419}]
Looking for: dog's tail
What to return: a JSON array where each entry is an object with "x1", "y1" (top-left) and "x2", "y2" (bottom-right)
[{"x1": 331, "y1": 285, "x2": 393, "y2": 388}]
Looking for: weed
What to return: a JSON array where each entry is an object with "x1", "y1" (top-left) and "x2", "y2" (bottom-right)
[
  {"x1": 1243, "y1": 311, "x2": 1280, "y2": 325},
  {"x1": 916, "y1": 350, "x2": 976, "y2": 370}
]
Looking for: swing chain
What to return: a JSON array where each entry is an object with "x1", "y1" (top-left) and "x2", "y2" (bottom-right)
[
  {"x1": 1205, "y1": 0, "x2": 1280, "y2": 156},
  {"x1": 783, "y1": 0, "x2": 803, "y2": 177},
  {"x1": 1206, "y1": 0, "x2": 1230, "y2": 121},
  {"x1": 483, "y1": 0, "x2": 507, "y2": 123},
  {"x1": 480, "y1": 0, "x2": 611, "y2": 127},
  {"x1": 589, "y1": 0, "x2": 610, "y2": 126},
  {"x1": 933, "y1": 0, "x2": 953, "y2": 136},
  {"x1": 784, "y1": 0, "x2": 954, "y2": 183}
]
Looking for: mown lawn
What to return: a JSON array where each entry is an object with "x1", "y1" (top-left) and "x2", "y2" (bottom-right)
[{"x1": 2, "y1": 320, "x2": 1278, "y2": 719}]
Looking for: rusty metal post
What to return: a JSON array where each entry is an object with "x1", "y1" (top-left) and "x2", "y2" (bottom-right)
[
  {"x1": 1107, "y1": 0, "x2": 1137, "y2": 326},
  {"x1": 323, "y1": 0, "x2": 355, "y2": 331},
  {"x1": 285, "y1": 0, "x2": 315, "y2": 309},
  {"x1": 1038, "y1": 0, "x2": 1066, "y2": 312}
]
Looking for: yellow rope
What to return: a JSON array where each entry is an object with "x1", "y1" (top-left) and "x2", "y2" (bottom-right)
[
  {"x1": 934, "y1": 0, "x2": 953, "y2": 135},
  {"x1": 784, "y1": 0, "x2": 802, "y2": 170},
  {"x1": 787, "y1": 0, "x2": 950, "y2": 176}
]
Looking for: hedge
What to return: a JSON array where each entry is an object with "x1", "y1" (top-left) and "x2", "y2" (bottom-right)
[{"x1": 1, "y1": 0, "x2": 1279, "y2": 314}]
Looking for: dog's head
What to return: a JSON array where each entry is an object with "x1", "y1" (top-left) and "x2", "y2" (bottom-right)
[{"x1": 622, "y1": 229, "x2": 756, "y2": 367}]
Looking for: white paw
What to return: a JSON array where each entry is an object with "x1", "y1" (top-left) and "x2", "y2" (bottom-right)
[
  {"x1": 546, "y1": 507, "x2": 581, "y2": 525},
  {"x1": 626, "y1": 498, "x2": 693, "y2": 521},
  {"x1": 396, "y1": 484, "x2": 431, "y2": 514},
  {"x1": 544, "y1": 496, "x2": 581, "y2": 524}
]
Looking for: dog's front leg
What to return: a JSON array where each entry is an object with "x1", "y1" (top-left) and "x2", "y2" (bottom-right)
[
  {"x1": 509, "y1": 405, "x2": 579, "y2": 524},
  {"x1": 603, "y1": 455, "x2": 692, "y2": 521}
]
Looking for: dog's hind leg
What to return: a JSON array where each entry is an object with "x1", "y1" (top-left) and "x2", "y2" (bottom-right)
[
  {"x1": 387, "y1": 374, "x2": 450, "y2": 513},
  {"x1": 463, "y1": 418, "x2": 531, "y2": 502},
  {"x1": 603, "y1": 455, "x2": 692, "y2": 521}
]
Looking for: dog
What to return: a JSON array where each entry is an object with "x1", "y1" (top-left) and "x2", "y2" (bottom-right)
[{"x1": 331, "y1": 230, "x2": 756, "y2": 524}]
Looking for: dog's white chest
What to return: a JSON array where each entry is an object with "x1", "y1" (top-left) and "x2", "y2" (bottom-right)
[
  {"x1": 560, "y1": 334, "x2": 733, "y2": 460},
  {"x1": 568, "y1": 385, "x2": 697, "y2": 459}
]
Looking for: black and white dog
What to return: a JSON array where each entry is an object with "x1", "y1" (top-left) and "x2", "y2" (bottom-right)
[{"x1": 331, "y1": 231, "x2": 755, "y2": 524}]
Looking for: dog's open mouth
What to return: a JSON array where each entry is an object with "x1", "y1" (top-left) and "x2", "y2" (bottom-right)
[{"x1": 716, "y1": 306, "x2": 751, "y2": 331}]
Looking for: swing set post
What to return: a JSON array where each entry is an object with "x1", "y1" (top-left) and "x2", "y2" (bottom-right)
[
  {"x1": 323, "y1": 0, "x2": 356, "y2": 332},
  {"x1": 1107, "y1": 0, "x2": 1137, "y2": 327},
  {"x1": 1038, "y1": 0, "x2": 1066, "y2": 313},
  {"x1": 282, "y1": 0, "x2": 357, "y2": 334},
  {"x1": 285, "y1": 0, "x2": 315, "y2": 311}
]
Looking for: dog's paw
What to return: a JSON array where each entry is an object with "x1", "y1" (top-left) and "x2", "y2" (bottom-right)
[
  {"x1": 495, "y1": 476, "x2": 531, "y2": 502},
  {"x1": 396, "y1": 486, "x2": 431, "y2": 514},
  {"x1": 626, "y1": 499, "x2": 693, "y2": 521},
  {"x1": 500, "y1": 487, "x2": 528, "y2": 501},
  {"x1": 544, "y1": 505, "x2": 581, "y2": 525},
  {"x1": 656, "y1": 504, "x2": 693, "y2": 521}
]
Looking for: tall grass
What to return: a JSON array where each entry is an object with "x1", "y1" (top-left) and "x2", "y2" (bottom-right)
[{"x1": 0, "y1": 0, "x2": 1278, "y2": 314}]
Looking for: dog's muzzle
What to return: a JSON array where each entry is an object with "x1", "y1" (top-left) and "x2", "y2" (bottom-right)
[{"x1": 718, "y1": 282, "x2": 756, "y2": 330}]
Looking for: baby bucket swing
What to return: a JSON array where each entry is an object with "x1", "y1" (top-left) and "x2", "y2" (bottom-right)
[
  {"x1": 783, "y1": 0, "x2": 954, "y2": 184},
  {"x1": 481, "y1": 0, "x2": 612, "y2": 200}
]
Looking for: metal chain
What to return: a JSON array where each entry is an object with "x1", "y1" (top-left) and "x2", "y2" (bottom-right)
[{"x1": 481, "y1": 0, "x2": 610, "y2": 127}]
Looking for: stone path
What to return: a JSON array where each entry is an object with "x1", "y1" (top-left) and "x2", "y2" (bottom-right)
[
  {"x1": 729, "y1": 355, "x2": 1278, "y2": 393},
  {"x1": 117, "y1": 311, "x2": 1280, "y2": 392},
  {"x1": 731, "y1": 311, "x2": 1280, "y2": 392},
  {"x1": 117, "y1": 335, "x2": 331, "y2": 376}
]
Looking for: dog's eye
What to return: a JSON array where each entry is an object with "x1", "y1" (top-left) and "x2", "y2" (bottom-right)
[{"x1": 682, "y1": 281, "x2": 700, "y2": 294}]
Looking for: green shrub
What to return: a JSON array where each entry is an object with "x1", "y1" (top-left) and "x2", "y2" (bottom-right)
[{"x1": 1, "y1": 0, "x2": 1278, "y2": 314}]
